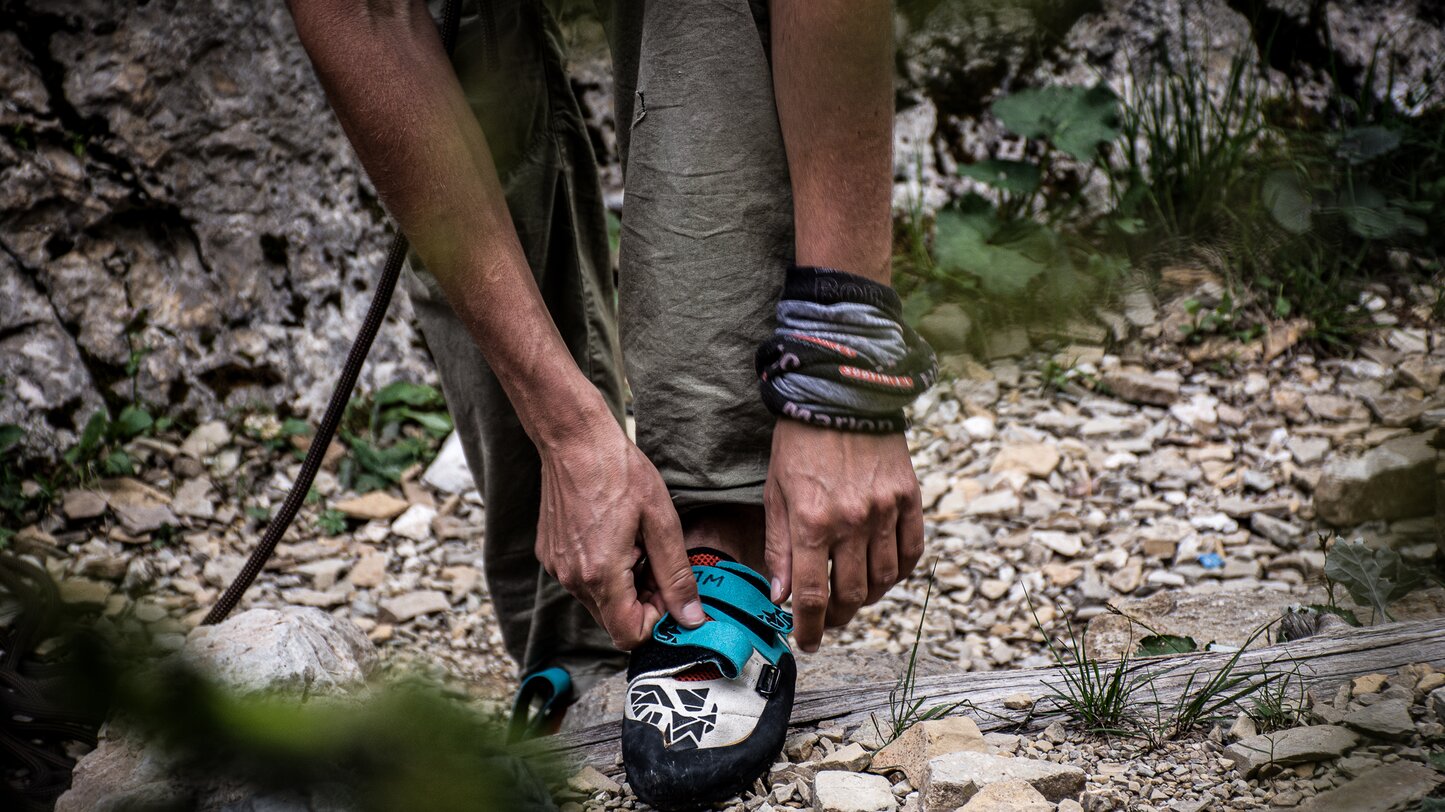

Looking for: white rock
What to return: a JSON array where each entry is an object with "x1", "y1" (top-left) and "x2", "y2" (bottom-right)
[
  {"x1": 1169, "y1": 394, "x2": 1219, "y2": 431},
  {"x1": 961, "y1": 416, "x2": 996, "y2": 440},
  {"x1": 421, "y1": 431, "x2": 478, "y2": 495},
  {"x1": 1033, "y1": 531, "x2": 1083, "y2": 558},
  {"x1": 180, "y1": 420, "x2": 231, "y2": 459},
  {"x1": 379, "y1": 590, "x2": 451, "y2": 622},
  {"x1": 990, "y1": 443, "x2": 1061, "y2": 478},
  {"x1": 171, "y1": 477, "x2": 215, "y2": 520},
  {"x1": 813, "y1": 771, "x2": 897, "y2": 812},
  {"x1": 870, "y1": 716, "x2": 989, "y2": 787},
  {"x1": 966, "y1": 491, "x2": 1019, "y2": 518},
  {"x1": 923, "y1": 751, "x2": 1085, "y2": 808},
  {"x1": 390, "y1": 503, "x2": 437, "y2": 541},
  {"x1": 957, "y1": 779, "x2": 1051, "y2": 811},
  {"x1": 182, "y1": 607, "x2": 376, "y2": 695}
]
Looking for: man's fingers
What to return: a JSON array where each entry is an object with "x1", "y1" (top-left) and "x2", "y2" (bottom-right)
[
  {"x1": 764, "y1": 485, "x2": 792, "y2": 603},
  {"x1": 640, "y1": 500, "x2": 706, "y2": 628},
  {"x1": 897, "y1": 491, "x2": 925, "y2": 580},
  {"x1": 789, "y1": 511, "x2": 831, "y2": 653},
  {"x1": 825, "y1": 535, "x2": 869, "y2": 628},
  {"x1": 865, "y1": 509, "x2": 899, "y2": 606}
]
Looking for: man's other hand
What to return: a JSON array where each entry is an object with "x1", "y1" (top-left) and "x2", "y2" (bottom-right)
[
  {"x1": 764, "y1": 420, "x2": 924, "y2": 653},
  {"x1": 535, "y1": 419, "x2": 706, "y2": 650}
]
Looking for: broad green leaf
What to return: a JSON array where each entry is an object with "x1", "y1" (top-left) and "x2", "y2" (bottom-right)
[
  {"x1": 280, "y1": 418, "x2": 312, "y2": 437},
  {"x1": 65, "y1": 412, "x2": 109, "y2": 467},
  {"x1": 958, "y1": 159, "x2": 1042, "y2": 194},
  {"x1": 101, "y1": 449, "x2": 133, "y2": 476},
  {"x1": 1323, "y1": 541, "x2": 1425, "y2": 619},
  {"x1": 374, "y1": 382, "x2": 444, "y2": 410},
  {"x1": 933, "y1": 209, "x2": 1047, "y2": 299},
  {"x1": 113, "y1": 405, "x2": 154, "y2": 440},
  {"x1": 992, "y1": 85, "x2": 1121, "y2": 162},
  {"x1": 1335, "y1": 125, "x2": 1400, "y2": 165},
  {"x1": 1136, "y1": 635, "x2": 1198, "y2": 657},
  {"x1": 389, "y1": 407, "x2": 453, "y2": 436},
  {"x1": 1261, "y1": 170, "x2": 1312, "y2": 234},
  {"x1": 347, "y1": 435, "x2": 428, "y2": 486},
  {"x1": 1340, "y1": 184, "x2": 1427, "y2": 240},
  {"x1": 0, "y1": 424, "x2": 22, "y2": 455}
]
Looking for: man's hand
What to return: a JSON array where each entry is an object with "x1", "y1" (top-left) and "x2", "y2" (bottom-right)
[
  {"x1": 535, "y1": 418, "x2": 706, "y2": 650},
  {"x1": 763, "y1": 420, "x2": 924, "y2": 653}
]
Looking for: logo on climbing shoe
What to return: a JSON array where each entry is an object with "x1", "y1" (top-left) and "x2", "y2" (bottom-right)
[
  {"x1": 629, "y1": 683, "x2": 718, "y2": 749},
  {"x1": 760, "y1": 606, "x2": 793, "y2": 633},
  {"x1": 654, "y1": 619, "x2": 681, "y2": 644}
]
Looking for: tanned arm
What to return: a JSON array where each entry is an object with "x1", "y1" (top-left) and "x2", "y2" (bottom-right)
[
  {"x1": 766, "y1": 1, "x2": 925, "y2": 652},
  {"x1": 286, "y1": 0, "x2": 704, "y2": 646}
]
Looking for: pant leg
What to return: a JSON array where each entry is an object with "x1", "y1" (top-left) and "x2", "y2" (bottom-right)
[
  {"x1": 406, "y1": 0, "x2": 626, "y2": 689},
  {"x1": 602, "y1": 0, "x2": 794, "y2": 512}
]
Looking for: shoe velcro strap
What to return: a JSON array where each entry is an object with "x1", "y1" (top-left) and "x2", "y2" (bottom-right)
[{"x1": 651, "y1": 562, "x2": 792, "y2": 677}]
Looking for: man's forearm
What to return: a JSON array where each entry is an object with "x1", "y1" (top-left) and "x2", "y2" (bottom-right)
[
  {"x1": 771, "y1": 0, "x2": 895, "y2": 284},
  {"x1": 287, "y1": 0, "x2": 610, "y2": 444}
]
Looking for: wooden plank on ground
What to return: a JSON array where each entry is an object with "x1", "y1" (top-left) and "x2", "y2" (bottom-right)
[{"x1": 538, "y1": 617, "x2": 1445, "y2": 775}]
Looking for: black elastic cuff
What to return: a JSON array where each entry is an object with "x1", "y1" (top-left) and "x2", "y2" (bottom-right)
[{"x1": 782, "y1": 266, "x2": 904, "y2": 320}]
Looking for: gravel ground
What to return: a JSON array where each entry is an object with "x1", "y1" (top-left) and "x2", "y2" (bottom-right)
[{"x1": 14, "y1": 270, "x2": 1444, "y2": 810}]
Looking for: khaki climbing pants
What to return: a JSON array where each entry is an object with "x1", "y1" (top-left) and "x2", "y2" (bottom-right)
[{"x1": 404, "y1": 0, "x2": 793, "y2": 690}]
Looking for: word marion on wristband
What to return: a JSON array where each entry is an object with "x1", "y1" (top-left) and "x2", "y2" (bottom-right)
[{"x1": 756, "y1": 266, "x2": 938, "y2": 433}]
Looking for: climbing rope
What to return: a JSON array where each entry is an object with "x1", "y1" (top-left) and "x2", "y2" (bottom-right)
[{"x1": 205, "y1": 0, "x2": 464, "y2": 626}]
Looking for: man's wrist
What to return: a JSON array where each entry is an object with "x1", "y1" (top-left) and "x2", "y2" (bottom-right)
[{"x1": 525, "y1": 381, "x2": 617, "y2": 452}]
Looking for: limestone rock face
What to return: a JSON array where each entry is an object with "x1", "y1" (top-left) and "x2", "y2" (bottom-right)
[{"x1": 1, "y1": 0, "x2": 432, "y2": 454}]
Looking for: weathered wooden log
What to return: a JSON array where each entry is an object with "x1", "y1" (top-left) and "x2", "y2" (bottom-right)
[{"x1": 540, "y1": 617, "x2": 1445, "y2": 775}]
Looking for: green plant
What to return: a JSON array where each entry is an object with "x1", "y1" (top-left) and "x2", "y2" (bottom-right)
[
  {"x1": 317, "y1": 508, "x2": 348, "y2": 536},
  {"x1": 1322, "y1": 538, "x2": 1428, "y2": 623},
  {"x1": 1176, "y1": 294, "x2": 1263, "y2": 345},
  {"x1": 1142, "y1": 623, "x2": 1279, "y2": 745},
  {"x1": 1, "y1": 422, "x2": 27, "y2": 519},
  {"x1": 870, "y1": 563, "x2": 961, "y2": 748},
  {"x1": 339, "y1": 381, "x2": 453, "y2": 493},
  {"x1": 62, "y1": 406, "x2": 155, "y2": 480},
  {"x1": 1032, "y1": 593, "x2": 1149, "y2": 738},
  {"x1": 1135, "y1": 634, "x2": 1198, "y2": 657},
  {"x1": 1248, "y1": 663, "x2": 1306, "y2": 734},
  {"x1": 897, "y1": 84, "x2": 1131, "y2": 335},
  {"x1": 1114, "y1": 36, "x2": 1266, "y2": 246}
]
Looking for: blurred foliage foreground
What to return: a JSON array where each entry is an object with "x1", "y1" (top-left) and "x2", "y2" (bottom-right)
[
  {"x1": 0, "y1": 554, "x2": 558, "y2": 812},
  {"x1": 896, "y1": 21, "x2": 1444, "y2": 351}
]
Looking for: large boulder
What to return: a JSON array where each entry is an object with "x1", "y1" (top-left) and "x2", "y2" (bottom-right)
[
  {"x1": 57, "y1": 608, "x2": 379, "y2": 812},
  {"x1": 182, "y1": 607, "x2": 377, "y2": 695},
  {"x1": 1315, "y1": 433, "x2": 1437, "y2": 527}
]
